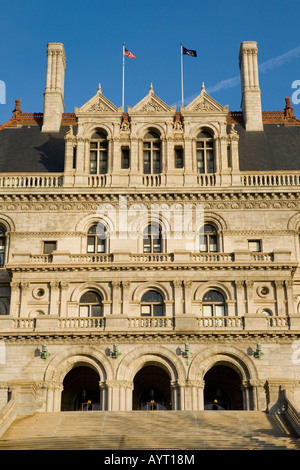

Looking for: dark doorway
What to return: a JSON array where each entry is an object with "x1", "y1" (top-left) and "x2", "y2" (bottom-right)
[
  {"x1": 61, "y1": 365, "x2": 100, "y2": 411},
  {"x1": 204, "y1": 365, "x2": 243, "y2": 410},
  {"x1": 133, "y1": 365, "x2": 172, "y2": 410}
]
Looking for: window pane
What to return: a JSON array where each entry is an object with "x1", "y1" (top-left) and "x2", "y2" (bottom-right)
[
  {"x1": 215, "y1": 305, "x2": 225, "y2": 317},
  {"x1": 175, "y1": 147, "x2": 184, "y2": 168},
  {"x1": 153, "y1": 239, "x2": 162, "y2": 253},
  {"x1": 97, "y1": 239, "x2": 105, "y2": 253},
  {"x1": 121, "y1": 147, "x2": 130, "y2": 169},
  {"x1": 203, "y1": 305, "x2": 213, "y2": 316},
  {"x1": 143, "y1": 237, "x2": 151, "y2": 252},
  {"x1": 141, "y1": 305, "x2": 151, "y2": 316},
  {"x1": 153, "y1": 304, "x2": 163, "y2": 316},
  {"x1": 197, "y1": 151, "x2": 204, "y2": 173},
  {"x1": 143, "y1": 151, "x2": 151, "y2": 174},
  {"x1": 43, "y1": 242, "x2": 57, "y2": 254},
  {"x1": 79, "y1": 305, "x2": 89, "y2": 317},
  {"x1": 209, "y1": 235, "x2": 218, "y2": 252},
  {"x1": 199, "y1": 235, "x2": 208, "y2": 252},
  {"x1": 153, "y1": 151, "x2": 161, "y2": 173},
  {"x1": 90, "y1": 151, "x2": 97, "y2": 174},
  {"x1": 206, "y1": 151, "x2": 214, "y2": 173},
  {"x1": 92, "y1": 305, "x2": 102, "y2": 317},
  {"x1": 248, "y1": 240, "x2": 261, "y2": 252},
  {"x1": 87, "y1": 236, "x2": 95, "y2": 253},
  {"x1": 99, "y1": 152, "x2": 107, "y2": 174}
]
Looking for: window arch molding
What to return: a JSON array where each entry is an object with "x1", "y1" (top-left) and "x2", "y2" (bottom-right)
[
  {"x1": 193, "y1": 282, "x2": 233, "y2": 303},
  {"x1": 201, "y1": 289, "x2": 227, "y2": 317},
  {"x1": 132, "y1": 282, "x2": 171, "y2": 303},
  {"x1": 197, "y1": 215, "x2": 226, "y2": 253},
  {"x1": 70, "y1": 282, "x2": 109, "y2": 303},
  {"x1": 82, "y1": 124, "x2": 113, "y2": 141}
]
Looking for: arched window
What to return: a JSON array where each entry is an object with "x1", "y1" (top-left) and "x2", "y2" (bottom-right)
[
  {"x1": 143, "y1": 130, "x2": 161, "y2": 174},
  {"x1": 89, "y1": 130, "x2": 108, "y2": 174},
  {"x1": 79, "y1": 291, "x2": 103, "y2": 317},
  {"x1": 203, "y1": 290, "x2": 226, "y2": 317},
  {"x1": 141, "y1": 290, "x2": 164, "y2": 317},
  {"x1": 0, "y1": 225, "x2": 6, "y2": 267},
  {"x1": 196, "y1": 130, "x2": 214, "y2": 174},
  {"x1": 87, "y1": 224, "x2": 106, "y2": 253},
  {"x1": 143, "y1": 223, "x2": 162, "y2": 253},
  {"x1": 200, "y1": 224, "x2": 218, "y2": 252}
]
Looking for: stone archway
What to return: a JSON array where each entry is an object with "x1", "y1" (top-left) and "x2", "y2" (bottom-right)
[
  {"x1": 188, "y1": 345, "x2": 261, "y2": 410},
  {"x1": 42, "y1": 347, "x2": 114, "y2": 412},
  {"x1": 61, "y1": 365, "x2": 101, "y2": 411},
  {"x1": 204, "y1": 364, "x2": 243, "y2": 410},
  {"x1": 132, "y1": 363, "x2": 172, "y2": 410}
]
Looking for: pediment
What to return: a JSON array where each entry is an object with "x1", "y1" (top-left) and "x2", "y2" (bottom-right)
[
  {"x1": 75, "y1": 84, "x2": 121, "y2": 114},
  {"x1": 183, "y1": 84, "x2": 228, "y2": 113},
  {"x1": 128, "y1": 84, "x2": 176, "y2": 113}
]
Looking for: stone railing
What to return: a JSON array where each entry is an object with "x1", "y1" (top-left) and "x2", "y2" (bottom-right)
[
  {"x1": 198, "y1": 316, "x2": 244, "y2": 329},
  {"x1": 190, "y1": 253, "x2": 234, "y2": 262},
  {"x1": 0, "y1": 396, "x2": 18, "y2": 438},
  {"x1": 127, "y1": 317, "x2": 175, "y2": 329},
  {"x1": 283, "y1": 394, "x2": 300, "y2": 437},
  {"x1": 1, "y1": 314, "x2": 296, "y2": 333},
  {"x1": 241, "y1": 171, "x2": 300, "y2": 187},
  {"x1": 8, "y1": 250, "x2": 290, "y2": 268},
  {"x1": 69, "y1": 254, "x2": 113, "y2": 263},
  {"x1": 129, "y1": 253, "x2": 173, "y2": 263},
  {"x1": 197, "y1": 174, "x2": 216, "y2": 186},
  {"x1": 0, "y1": 174, "x2": 63, "y2": 188}
]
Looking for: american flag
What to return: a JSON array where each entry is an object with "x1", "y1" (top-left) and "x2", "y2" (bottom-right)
[{"x1": 124, "y1": 48, "x2": 136, "y2": 59}]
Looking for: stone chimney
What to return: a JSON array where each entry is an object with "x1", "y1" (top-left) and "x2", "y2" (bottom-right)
[
  {"x1": 239, "y1": 41, "x2": 263, "y2": 131},
  {"x1": 42, "y1": 43, "x2": 66, "y2": 133}
]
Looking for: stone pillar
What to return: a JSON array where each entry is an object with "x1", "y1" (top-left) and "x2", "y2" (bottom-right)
[
  {"x1": 112, "y1": 281, "x2": 121, "y2": 315},
  {"x1": 42, "y1": 43, "x2": 66, "y2": 133},
  {"x1": 10, "y1": 281, "x2": 20, "y2": 317},
  {"x1": 239, "y1": 41, "x2": 263, "y2": 131}
]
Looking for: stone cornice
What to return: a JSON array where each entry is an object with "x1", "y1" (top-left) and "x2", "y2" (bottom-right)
[{"x1": 0, "y1": 330, "x2": 299, "y2": 344}]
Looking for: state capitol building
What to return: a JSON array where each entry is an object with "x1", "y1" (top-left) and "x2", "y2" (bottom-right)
[{"x1": 0, "y1": 41, "x2": 300, "y2": 440}]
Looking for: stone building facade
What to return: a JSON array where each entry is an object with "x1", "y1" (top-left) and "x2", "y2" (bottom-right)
[{"x1": 0, "y1": 41, "x2": 300, "y2": 419}]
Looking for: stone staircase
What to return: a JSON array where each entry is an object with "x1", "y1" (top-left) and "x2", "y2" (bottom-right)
[{"x1": 0, "y1": 410, "x2": 299, "y2": 450}]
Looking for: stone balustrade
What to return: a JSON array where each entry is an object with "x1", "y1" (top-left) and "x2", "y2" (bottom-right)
[{"x1": 0, "y1": 314, "x2": 295, "y2": 332}]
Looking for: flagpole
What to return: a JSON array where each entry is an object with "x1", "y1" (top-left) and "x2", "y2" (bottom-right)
[
  {"x1": 180, "y1": 43, "x2": 184, "y2": 106},
  {"x1": 122, "y1": 43, "x2": 125, "y2": 110}
]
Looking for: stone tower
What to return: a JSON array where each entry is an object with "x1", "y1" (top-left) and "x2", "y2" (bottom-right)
[
  {"x1": 239, "y1": 41, "x2": 263, "y2": 131},
  {"x1": 42, "y1": 43, "x2": 66, "y2": 133}
]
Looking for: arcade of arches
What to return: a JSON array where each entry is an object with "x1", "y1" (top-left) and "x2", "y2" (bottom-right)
[{"x1": 54, "y1": 352, "x2": 260, "y2": 412}]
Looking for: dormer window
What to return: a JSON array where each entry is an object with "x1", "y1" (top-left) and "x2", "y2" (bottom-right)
[
  {"x1": 196, "y1": 130, "x2": 214, "y2": 174},
  {"x1": 90, "y1": 131, "x2": 108, "y2": 174},
  {"x1": 143, "y1": 130, "x2": 161, "y2": 174}
]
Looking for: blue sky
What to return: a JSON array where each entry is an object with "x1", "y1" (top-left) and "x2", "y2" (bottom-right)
[{"x1": 1, "y1": 0, "x2": 300, "y2": 124}]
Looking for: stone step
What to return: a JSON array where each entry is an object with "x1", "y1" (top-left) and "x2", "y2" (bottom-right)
[{"x1": 0, "y1": 411, "x2": 299, "y2": 450}]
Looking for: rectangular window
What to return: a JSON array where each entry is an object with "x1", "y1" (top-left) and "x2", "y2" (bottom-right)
[
  {"x1": 43, "y1": 241, "x2": 57, "y2": 254},
  {"x1": 175, "y1": 147, "x2": 184, "y2": 168},
  {"x1": 248, "y1": 240, "x2": 262, "y2": 252},
  {"x1": 143, "y1": 151, "x2": 151, "y2": 174},
  {"x1": 121, "y1": 147, "x2": 130, "y2": 169},
  {"x1": 99, "y1": 152, "x2": 108, "y2": 174},
  {"x1": 141, "y1": 305, "x2": 151, "y2": 316},
  {"x1": 90, "y1": 151, "x2": 97, "y2": 174},
  {"x1": 197, "y1": 150, "x2": 204, "y2": 173}
]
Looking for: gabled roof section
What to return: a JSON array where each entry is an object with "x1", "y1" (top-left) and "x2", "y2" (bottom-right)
[
  {"x1": 128, "y1": 84, "x2": 176, "y2": 113},
  {"x1": 182, "y1": 83, "x2": 228, "y2": 114},
  {"x1": 75, "y1": 84, "x2": 121, "y2": 114}
]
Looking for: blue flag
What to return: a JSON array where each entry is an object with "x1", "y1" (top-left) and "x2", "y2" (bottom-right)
[{"x1": 182, "y1": 46, "x2": 197, "y2": 57}]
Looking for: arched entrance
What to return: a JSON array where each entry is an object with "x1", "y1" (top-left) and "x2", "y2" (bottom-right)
[
  {"x1": 132, "y1": 365, "x2": 172, "y2": 410},
  {"x1": 204, "y1": 365, "x2": 243, "y2": 410},
  {"x1": 61, "y1": 365, "x2": 100, "y2": 411}
]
